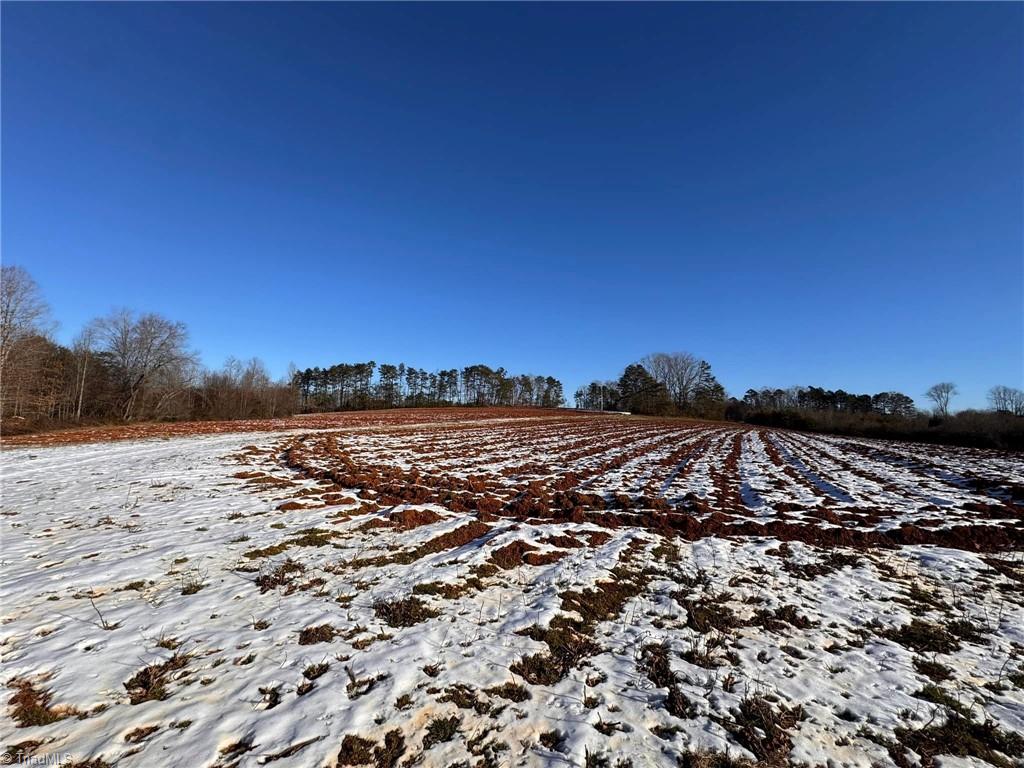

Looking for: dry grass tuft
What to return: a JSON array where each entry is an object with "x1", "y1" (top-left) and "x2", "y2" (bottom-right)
[
  {"x1": 372, "y1": 597, "x2": 438, "y2": 628},
  {"x1": 539, "y1": 730, "x2": 565, "y2": 752},
  {"x1": 255, "y1": 559, "x2": 305, "y2": 593},
  {"x1": 297, "y1": 624, "x2": 337, "y2": 645},
  {"x1": 485, "y1": 681, "x2": 530, "y2": 702},
  {"x1": 7, "y1": 680, "x2": 79, "y2": 727},
  {"x1": 720, "y1": 695, "x2": 803, "y2": 766},
  {"x1": 440, "y1": 684, "x2": 492, "y2": 714},
  {"x1": 874, "y1": 710, "x2": 1024, "y2": 768},
  {"x1": 337, "y1": 734, "x2": 375, "y2": 766},
  {"x1": 123, "y1": 652, "x2": 191, "y2": 704},
  {"x1": 303, "y1": 662, "x2": 329, "y2": 680},
  {"x1": 884, "y1": 619, "x2": 961, "y2": 654},
  {"x1": 412, "y1": 580, "x2": 476, "y2": 599},
  {"x1": 511, "y1": 625, "x2": 601, "y2": 685},
  {"x1": 677, "y1": 751, "x2": 757, "y2": 768},
  {"x1": 373, "y1": 730, "x2": 405, "y2": 768},
  {"x1": 423, "y1": 715, "x2": 460, "y2": 749},
  {"x1": 124, "y1": 725, "x2": 159, "y2": 743}
]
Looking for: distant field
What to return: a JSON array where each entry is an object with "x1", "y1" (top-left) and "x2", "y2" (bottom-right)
[
  {"x1": 2, "y1": 413, "x2": 1023, "y2": 767},
  {"x1": 0, "y1": 406, "x2": 575, "y2": 447}
]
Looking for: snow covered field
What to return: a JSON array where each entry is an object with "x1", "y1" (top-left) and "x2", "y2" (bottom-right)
[{"x1": 2, "y1": 414, "x2": 1023, "y2": 768}]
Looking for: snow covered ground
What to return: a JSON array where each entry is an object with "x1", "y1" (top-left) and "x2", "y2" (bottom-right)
[{"x1": 2, "y1": 416, "x2": 1023, "y2": 767}]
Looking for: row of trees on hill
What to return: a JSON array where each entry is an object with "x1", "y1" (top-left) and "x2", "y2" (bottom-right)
[
  {"x1": 735, "y1": 382, "x2": 1024, "y2": 421},
  {"x1": 736, "y1": 386, "x2": 917, "y2": 418},
  {"x1": 1, "y1": 266, "x2": 295, "y2": 431},
  {"x1": 291, "y1": 363, "x2": 564, "y2": 411},
  {"x1": 574, "y1": 353, "x2": 726, "y2": 418}
]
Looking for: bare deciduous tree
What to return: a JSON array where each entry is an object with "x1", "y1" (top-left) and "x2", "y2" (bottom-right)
[
  {"x1": 0, "y1": 266, "x2": 52, "y2": 375},
  {"x1": 0, "y1": 266, "x2": 58, "y2": 418},
  {"x1": 641, "y1": 352, "x2": 703, "y2": 409},
  {"x1": 988, "y1": 385, "x2": 1024, "y2": 416},
  {"x1": 70, "y1": 326, "x2": 98, "y2": 422},
  {"x1": 925, "y1": 382, "x2": 957, "y2": 418},
  {"x1": 92, "y1": 310, "x2": 198, "y2": 420},
  {"x1": 0, "y1": 267, "x2": 297, "y2": 429}
]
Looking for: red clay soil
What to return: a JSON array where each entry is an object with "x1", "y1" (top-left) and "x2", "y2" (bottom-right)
[
  {"x1": 584, "y1": 509, "x2": 1024, "y2": 553},
  {"x1": 524, "y1": 550, "x2": 571, "y2": 566},
  {"x1": 489, "y1": 539, "x2": 572, "y2": 568},
  {"x1": 277, "y1": 501, "x2": 318, "y2": 511},
  {"x1": 490, "y1": 540, "x2": 539, "y2": 569},
  {"x1": 1, "y1": 407, "x2": 589, "y2": 448},
  {"x1": 540, "y1": 534, "x2": 585, "y2": 548},
  {"x1": 417, "y1": 521, "x2": 493, "y2": 556},
  {"x1": 390, "y1": 508, "x2": 445, "y2": 530}
]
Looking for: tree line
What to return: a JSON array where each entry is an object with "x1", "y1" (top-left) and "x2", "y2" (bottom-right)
[
  {"x1": 1, "y1": 266, "x2": 296, "y2": 432},
  {"x1": 735, "y1": 386, "x2": 917, "y2": 418},
  {"x1": 292, "y1": 363, "x2": 564, "y2": 411},
  {"x1": 0, "y1": 266, "x2": 565, "y2": 434},
  {"x1": 3, "y1": 266, "x2": 1019, "y2": 448},
  {"x1": 573, "y1": 350, "x2": 1022, "y2": 450},
  {"x1": 725, "y1": 381, "x2": 1024, "y2": 451}
]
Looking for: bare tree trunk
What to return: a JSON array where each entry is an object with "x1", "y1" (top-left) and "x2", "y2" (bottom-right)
[{"x1": 76, "y1": 351, "x2": 89, "y2": 421}]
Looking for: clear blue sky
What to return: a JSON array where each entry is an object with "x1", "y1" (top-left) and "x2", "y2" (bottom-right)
[{"x1": 3, "y1": 2, "x2": 1021, "y2": 409}]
